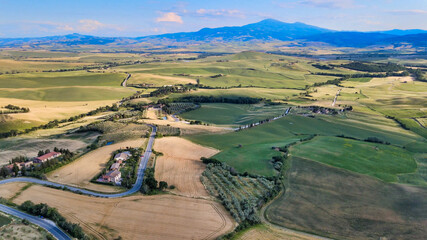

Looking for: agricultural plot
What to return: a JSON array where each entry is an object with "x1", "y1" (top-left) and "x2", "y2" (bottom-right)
[
  {"x1": 0, "y1": 135, "x2": 93, "y2": 165},
  {"x1": 180, "y1": 103, "x2": 289, "y2": 126},
  {"x1": 47, "y1": 139, "x2": 145, "y2": 193},
  {"x1": 0, "y1": 97, "x2": 118, "y2": 133},
  {"x1": 169, "y1": 88, "x2": 302, "y2": 101},
  {"x1": 187, "y1": 112, "x2": 422, "y2": 176},
  {"x1": 233, "y1": 224, "x2": 318, "y2": 240},
  {"x1": 291, "y1": 136, "x2": 417, "y2": 182},
  {"x1": 265, "y1": 157, "x2": 427, "y2": 240},
  {"x1": 120, "y1": 52, "x2": 340, "y2": 89},
  {"x1": 11, "y1": 185, "x2": 234, "y2": 240},
  {"x1": 127, "y1": 73, "x2": 197, "y2": 86},
  {"x1": 154, "y1": 137, "x2": 219, "y2": 197},
  {"x1": 201, "y1": 163, "x2": 276, "y2": 223}
]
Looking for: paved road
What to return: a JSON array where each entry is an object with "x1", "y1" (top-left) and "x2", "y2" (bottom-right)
[
  {"x1": 0, "y1": 125, "x2": 156, "y2": 238},
  {"x1": 121, "y1": 73, "x2": 131, "y2": 87},
  {"x1": 0, "y1": 204, "x2": 71, "y2": 240},
  {"x1": 0, "y1": 125, "x2": 156, "y2": 198}
]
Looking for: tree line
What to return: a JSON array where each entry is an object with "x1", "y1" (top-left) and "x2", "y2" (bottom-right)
[
  {"x1": 19, "y1": 201, "x2": 88, "y2": 239},
  {"x1": 0, "y1": 104, "x2": 119, "y2": 139}
]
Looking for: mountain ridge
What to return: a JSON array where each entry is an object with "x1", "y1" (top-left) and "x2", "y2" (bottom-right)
[{"x1": 1, "y1": 19, "x2": 426, "y2": 48}]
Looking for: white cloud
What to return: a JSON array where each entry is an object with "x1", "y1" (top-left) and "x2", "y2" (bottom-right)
[
  {"x1": 299, "y1": 0, "x2": 356, "y2": 9},
  {"x1": 57, "y1": 24, "x2": 74, "y2": 31},
  {"x1": 388, "y1": 9, "x2": 427, "y2": 15},
  {"x1": 156, "y1": 12, "x2": 183, "y2": 24},
  {"x1": 195, "y1": 9, "x2": 245, "y2": 18},
  {"x1": 77, "y1": 19, "x2": 105, "y2": 32}
]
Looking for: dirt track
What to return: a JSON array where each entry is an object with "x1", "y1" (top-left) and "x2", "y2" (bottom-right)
[
  {"x1": 47, "y1": 139, "x2": 145, "y2": 193},
  {"x1": 237, "y1": 224, "x2": 318, "y2": 240},
  {"x1": 0, "y1": 182, "x2": 29, "y2": 199},
  {"x1": 154, "y1": 137, "x2": 219, "y2": 197},
  {"x1": 12, "y1": 185, "x2": 234, "y2": 240}
]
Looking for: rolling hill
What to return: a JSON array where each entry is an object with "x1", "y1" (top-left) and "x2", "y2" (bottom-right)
[{"x1": 0, "y1": 19, "x2": 425, "y2": 48}]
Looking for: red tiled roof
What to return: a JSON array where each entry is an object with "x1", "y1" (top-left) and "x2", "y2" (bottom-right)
[{"x1": 36, "y1": 152, "x2": 61, "y2": 161}]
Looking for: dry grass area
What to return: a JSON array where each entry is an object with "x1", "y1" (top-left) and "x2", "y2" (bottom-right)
[
  {"x1": 143, "y1": 107, "x2": 230, "y2": 135},
  {"x1": 129, "y1": 73, "x2": 197, "y2": 86},
  {"x1": 154, "y1": 137, "x2": 219, "y2": 197},
  {"x1": 0, "y1": 182, "x2": 29, "y2": 199},
  {"x1": 47, "y1": 139, "x2": 145, "y2": 193},
  {"x1": 12, "y1": 185, "x2": 234, "y2": 240},
  {"x1": 0, "y1": 97, "x2": 118, "y2": 124},
  {"x1": 0, "y1": 222, "x2": 52, "y2": 240},
  {"x1": 236, "y1": 224, "x2": 317, "y2": 240},
  {"x1": 0, "y1": 136, "x2": 94, "y2": 165},
  {"x1": 144, "y1": 119, "x2": 230, "y2": 135}
]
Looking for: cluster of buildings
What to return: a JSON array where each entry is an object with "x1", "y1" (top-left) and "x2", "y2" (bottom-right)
[
  {"x1": 98, "y1": 151, "x2": 131, "y2": 184},
  {"x1": 4, "y1": 152, "x2": 62, "y2": 174}
]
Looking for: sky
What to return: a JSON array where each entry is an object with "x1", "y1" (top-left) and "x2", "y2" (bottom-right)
[{"x1": 0, "y1": 0, "x2": 426, "y2": 38}]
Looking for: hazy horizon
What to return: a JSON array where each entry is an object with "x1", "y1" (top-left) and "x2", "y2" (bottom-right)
[{"x1": 1, "y1": 0, "x2": 426, "y2": 38}]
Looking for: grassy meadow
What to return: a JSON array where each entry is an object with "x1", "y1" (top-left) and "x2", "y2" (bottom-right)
[
  {"x1": 186, "y1": 110, "x2": 423, "y2": 176},
  {"x1": 180, "y1": 103, "x2": 289, "y2": 126},
  {"x1": 291, "y1": 136, "x2": 417, "y2": 182}
]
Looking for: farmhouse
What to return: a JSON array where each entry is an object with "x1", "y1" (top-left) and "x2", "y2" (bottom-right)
[
  {"x1": 114, "y1": 151, "x2": 131, "y2": 161},
  {"x1": 18, "y1": 161, "x2": 33, "y2": 169},
  {"x1": 110, "y1": 163, "x2": 121, "y2": 170},
  {"x1": 34, "y1": 152, "x2": 61, "y2": 163},
  {"x1": 102, "y1": 170, "x2": 121, "y2": 184}
]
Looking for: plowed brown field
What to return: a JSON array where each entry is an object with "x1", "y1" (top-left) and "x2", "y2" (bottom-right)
[
  {"x1": 12, "y1": 185, "x2": 234, "y2": 240},
  {"x1": 154, "y1": 137, "x2": 219, "y2": 197}
]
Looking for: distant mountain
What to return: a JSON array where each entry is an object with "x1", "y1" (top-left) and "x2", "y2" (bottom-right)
[
  {"x1": 303, "y1": 31, "x2": 427, "y2": 47},
  {"x1": 376, "y1": 29, "x2": 427, "y2": 36},
  {"x1": 0, "y1": 33, "x2": 118, "y2": 47},
  {"x1": 302, "y1": 32, "x2": 395, "y2": 47},
  {"x1": 0, "y1": 19, "x2": 425, "y2": 48},
  {"x1": 139, "y1": 19, "x2": 333, "y2": 42}
]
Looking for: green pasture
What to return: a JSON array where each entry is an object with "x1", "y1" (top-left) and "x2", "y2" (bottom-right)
[
  {"x1": 291, "y1": 136, "x2": 417, "y2": 182},
  {"x1": 187, "y1": 112, "x2": 423, "y2": 176},
  {"x1": 180, "y1": 103, "x2": 289, "y2": 126},
  {"x1": 169, "y1": 88, "x2": 302, "y2": 101},
  {"x1": 0, "y1": 71, "x2": 126, "y2": 88},
  {"x1": 0, "y1": 87, "x2": 134, "y2": 101}
]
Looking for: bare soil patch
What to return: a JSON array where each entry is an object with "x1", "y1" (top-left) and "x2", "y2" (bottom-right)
[
  {"x1": 144, "y1": 119, "x2": 230, "y2": 135},
  {"x1": 0, "y1": 137, "x2": 91, "y2": 165},
  {"x1": 0, "y1": 182, "x2": 29, "y2": 199},
  {"x1": 47, "y1": 139, "x2": 145, "y2": 193},
  {"x1": 12, "y1": 185, "x2": 234, "y2": 240},
  {"x1": 237, "y1": 224, "x2": 317, "y2": 240},
  {"x1": 0, "y1": 97, "x2": 118, "y2": 123},
  {"x1": 154, "y1": 137, "x2": 219, "y2": 197}
]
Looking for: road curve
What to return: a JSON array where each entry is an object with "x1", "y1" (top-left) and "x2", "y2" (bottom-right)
[
  {"x1": 0, "y1": 204, "x2": 71, "y2": 240},
  {"x1": 0, "y1": 125, "x2": 156, "y2": 198},
  {"x1": 0, "y1": 126, "x2": 156, "y2": 238},
  {"x1": 121, "y1": 73, "x2": 131, "y2": 87}
]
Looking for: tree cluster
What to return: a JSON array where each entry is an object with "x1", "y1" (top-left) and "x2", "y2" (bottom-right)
[{"x1": 19, "y1": 201, "x2": 88, "y2": 239}]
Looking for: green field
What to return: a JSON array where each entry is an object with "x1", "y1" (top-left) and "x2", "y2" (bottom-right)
[
  {"x1": 291, "y1": 136, "x2": 417, "y2": 182},
  {"x1": 265, "y1": 157, "x2": 427, "y2": 240},
  {"x1": 169, "y1": 87, "x2": 302, "y2": 101},
  {"x1": 180, "y1": 103, "x2": 289, "y2": 126},
  {"x1": 116, "y1": 52, "x2": 349, "y2": 89},
  {"x1": 0, "y1": 87, "x2": 133, "y2": 101},
  {"x1": 0, "y1": 71, "x2": 126, "y2": 88},
  {"x1": 187, "y1": 110, "x2": 422, "y2": 176},
  {"x1": 0, "y1": 214, "x2": 11, "y2": 227}
]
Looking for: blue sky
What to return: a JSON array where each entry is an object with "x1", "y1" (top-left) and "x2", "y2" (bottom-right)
[{"x1": 0, "y1": 0, "x2": 426, "y2": 37}]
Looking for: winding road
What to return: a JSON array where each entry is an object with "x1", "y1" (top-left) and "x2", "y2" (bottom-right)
[
  {"x1": 0, "y1": 125, "x2": 157, "y2": 238},
  {"x1": 0, "y1": 204, "x2": 71, "y2": 240},
  {"x1": 121, "y1": 73, "x2": 131, "y2": 87}
]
